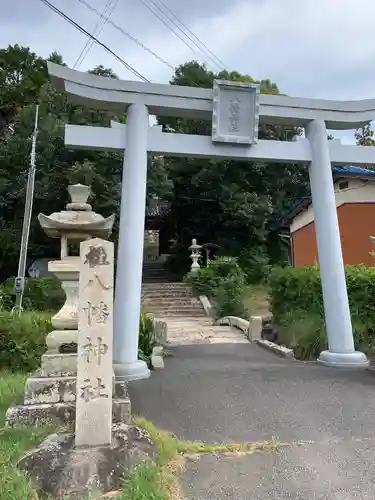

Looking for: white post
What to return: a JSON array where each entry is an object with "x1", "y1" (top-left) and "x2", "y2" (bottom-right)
[
  {"x1": 305, "y1": 119, "x2": 368, "y2": 367},
  {"x1": 113, "y1": 103, "x2": 150, "y2": 380}
]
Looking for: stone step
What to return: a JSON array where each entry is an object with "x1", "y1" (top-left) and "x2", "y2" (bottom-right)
[
  {"x1": 143, "y1": 299, "x2": 202, "y2": 306},
  {"x1": 142, "y1": 280, "x2": 175, "y2": 284},
  {"x1": 142, "y1": 298, "x2": 200, "y2": 304},
  {"x1": 142, "y1": 270, "x2": 173, "y2": 276},
  {"x1": 142, "y1": 283, "x2": 190, "y2": 289},
  {"x1": 145, "y1": 307, "x2": 205, "y2": 317},
  {"x1": 141, "y1": 279, "x2": 205, "y2": 318},
  {"x1": 143, "y1": 263, "x2": 170, "y2": 268},
  {"x1": 143, "y1": 305, "x2": 204, "y2": 312},
  {"x1": 141, "y1": 288, "x2": 197, "y2": 300},
  {"x1": 142, "y1": 273, "x2": 174, "y2": 278},
  {"x1": 146, "y1": 302, "x2": 204, "y2": 309},
  {"x1": 149, "y1": 311, "x2": 206, "y2": 317},
  {"x1": 141, "y1": 290, "x2": 198, "y2": 301},
  {"x1": 142, "y1": 300, "x2": 202, "y2": 309},
  {"x1": 147, "y1": 304, "x2": 204, "y2": 310},
  {"x1": 142, "y1": 286, "x2": 192, "y2": 291}
]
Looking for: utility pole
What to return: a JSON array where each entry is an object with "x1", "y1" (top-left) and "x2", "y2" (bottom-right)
[{"x1": 13, "y1": 104, "x2": 39, "y2": 314}]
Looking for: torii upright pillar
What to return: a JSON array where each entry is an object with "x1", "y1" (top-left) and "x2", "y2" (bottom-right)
[
  {"x1": 306, "y1": 119, "x2": 368, "y2": 367},
  {"x1": 113, "y1": 103, "x2": 150, "y2": 380}
]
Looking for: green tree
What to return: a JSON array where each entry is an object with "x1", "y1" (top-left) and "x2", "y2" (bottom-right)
[
  {"x1": 0, "y1": 45, "x2": 131, "y2": 280},
  {"x1": 157, "y1": 62, "x2": 309, "y2": 260},
  {"x1": 355, "y1": 123, "x2": 375, "y2": 146},
  {"x1": 0, "y1": 44, "x2": 48, "y2": 138}
]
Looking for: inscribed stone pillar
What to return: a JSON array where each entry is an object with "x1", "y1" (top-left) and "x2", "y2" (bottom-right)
[{"x1": 75, "y1": 238, "x2": 114, "y2": 448}]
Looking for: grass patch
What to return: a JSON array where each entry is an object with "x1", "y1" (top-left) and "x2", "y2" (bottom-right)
[
  {"x1": 0, "y1": 376, "x2": 279, "y2": 500},
  {"x1": 120, "y1": 417, "x2": 280, "y2": 500},
  {"x1": 0, "y1": 372, "x2": 57, "y2": 500},
  {"x1": 243, "y1": 284, "x2": 270, "y2": 317}
]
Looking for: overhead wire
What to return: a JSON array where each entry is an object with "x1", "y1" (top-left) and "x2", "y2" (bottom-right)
[
  {"x1": 73, "y1": 0, "x2": 202, "y2": 87},
  {"x1": 73, "y1": 0, "x2": 113, "y2": 69},
  {"x1": 38, "y1": 0, "x2": 150, "y2": 82},
  {"x1": 145, "y1": 0, "x2": 228, "y2": 71},
  {"x1": 135, "y1": 0, "x2": 208, "y2": 64},
  {"x1": 74, "y1": 0, "x2": 175, "y2": 71},
  {"x1": 74, "y1": 0, "x2": 119, "y2": 69}
]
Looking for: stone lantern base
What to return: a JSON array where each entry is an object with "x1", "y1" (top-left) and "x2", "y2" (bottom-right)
[{"x1": 6, "y1": 184, "x2": 127, "y2": 427}]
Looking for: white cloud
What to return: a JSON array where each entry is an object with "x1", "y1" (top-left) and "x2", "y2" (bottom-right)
[{"x1": 3, "y1": 0, "x2": 375, "y2": 145}]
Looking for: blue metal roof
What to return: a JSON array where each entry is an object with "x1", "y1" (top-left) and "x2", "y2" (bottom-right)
[
  {"x1": 332, "y1": 166, "x2": 375, "y2": 177},
  {"x1": 275, "y1": 165, "x2": 375, "y2": 229}
]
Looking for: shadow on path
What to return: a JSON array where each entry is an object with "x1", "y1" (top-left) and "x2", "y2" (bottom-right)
[{"x1": 129, "y1": 343, "x2": 375, "y2": 499}]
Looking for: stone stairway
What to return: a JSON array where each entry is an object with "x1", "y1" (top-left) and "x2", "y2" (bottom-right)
[
  {"x1": 141, "y1": 282, "x2": 206, "y2": 318},
  {"x1": 141, "y1": 261, "x2": 249, "y2": 345},
  {"x1": 141, "y1": 262, "x2": 206, "y2": 318}
]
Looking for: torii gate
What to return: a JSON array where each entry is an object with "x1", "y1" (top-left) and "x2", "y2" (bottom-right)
[{"x1": 48, "y1": 62, "x2": 375, "y2": 379}]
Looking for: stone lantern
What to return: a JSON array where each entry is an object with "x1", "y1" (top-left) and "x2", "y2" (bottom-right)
[
  {"x1": 189, "y1": 238, "x2": 202, "y2": 273},
  {"x1": 38, "y1": 184, "x2": 115, "y2": 374},
  {"x1": 6, "y1": 184, "x2": 115, "y2": 426}
]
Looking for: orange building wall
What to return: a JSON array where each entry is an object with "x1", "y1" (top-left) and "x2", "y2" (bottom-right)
[{"x1": 292, "y1": 203, "x2": 375, "y2": 267}]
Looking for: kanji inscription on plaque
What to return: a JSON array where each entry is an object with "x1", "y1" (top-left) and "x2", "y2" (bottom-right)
[{"x1": 212, "y1": 80, "x2": 260, "y2": 145}]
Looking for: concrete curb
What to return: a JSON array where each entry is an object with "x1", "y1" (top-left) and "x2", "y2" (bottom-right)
[
  {"x1": 257, "y1": 339, "x2": 294, "y2": 358},
  {"x1": 151, "y1": 346, "x2": 165, "y2": 369},
  {"x1": 215, "y1": 315, "x2": 263, "y2": 342},
  {"x1": 199, "y1": 295, "x2": 214, "y2": 317},
  {"x1": 215, "y1": 315, "x2": 249, "y2": 334}
]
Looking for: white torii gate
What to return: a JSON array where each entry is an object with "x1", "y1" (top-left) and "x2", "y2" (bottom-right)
[{"x1": 48, "y1": 62, "x2": 375, "y2": 379}]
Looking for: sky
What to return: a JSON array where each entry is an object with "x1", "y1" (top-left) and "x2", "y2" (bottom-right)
[{"x1": 2, "y1": 0, "x2": 375, "y2": 144}]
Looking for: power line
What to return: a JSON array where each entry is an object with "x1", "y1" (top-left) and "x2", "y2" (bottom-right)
[
  {"x1": 74, "y1": 0, "x2": 202, "y2": 88},
  {"x1": 136, "y1": 0, "x2": 206, "y2": 64},
  {"x1": 74, "y1": 0, "x2": 113, "y2": 69},
  {"x1": 75, "y1": 0, "x2": 175, "y2": 71},
  {"x1": 146, "y1": 0, "x2": 227, "y2": 71},
  {"x1": 39, "y1": 0, "x2": 150, "y2": 82},
  {"x1": 74, "y1": 0, "x2": 119, "y2": 69}
]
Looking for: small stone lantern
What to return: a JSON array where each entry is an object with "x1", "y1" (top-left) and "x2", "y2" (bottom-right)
[{"x1": 189, "y1": 238, "x2": 202, "y2": 273}]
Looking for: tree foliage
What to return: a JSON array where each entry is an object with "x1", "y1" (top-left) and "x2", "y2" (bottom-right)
[
  {"x1": 158, "y1": 61, "x2": 309, "y2": 258},
  {"x1": 0, "y1": 46, "x2": 311, "y2": 282},
  {"x1": 0, "y1": 45, "x2": 47, "y2": 138},
  {"x1": 355, "y1": 123, "x2": 375, "y2": 146}
]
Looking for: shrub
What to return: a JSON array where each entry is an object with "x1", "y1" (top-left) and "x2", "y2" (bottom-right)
[
  {"x1": 186, "y1": 257, "x2": 248, "y2": 318},
  {"x1": 0, "y1": 276, "x2": 65, "y2": 312},
  {"x1": 268, "y1": 265, "x2": 375, "y2": 359},
  {"x1": 139, "y1": 313, "x2": 156, "y2": 361},
  {"x1": 277, "y1": 310, "x2": 328, "y2": 360},
  {"x1": 186, "y1": 256, "x2": 244, "y2": 295},
  {"x1": 215, "y1": 276, "x2": 247, "y2": 318},
  {"x1": 0, "y1": 311, "x2": 51, "y2": 372},
  {"x1": 268, "y1": 265, "x2": 324, "y2": 323},
  {"x1": 239, "y1": 247, "x2": 270, "y2": 284}
]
